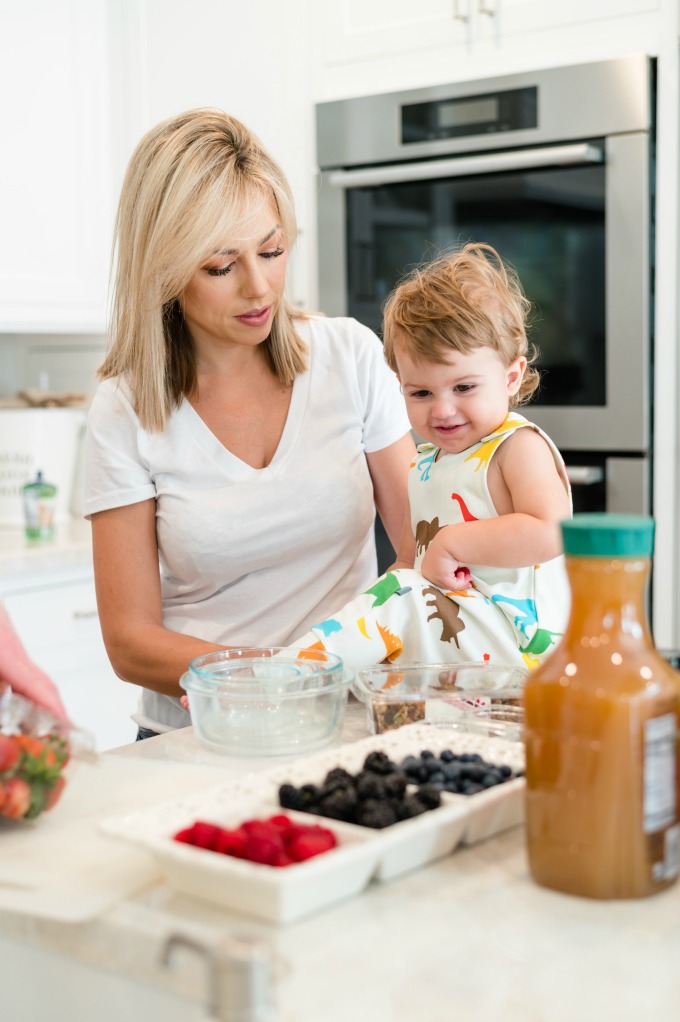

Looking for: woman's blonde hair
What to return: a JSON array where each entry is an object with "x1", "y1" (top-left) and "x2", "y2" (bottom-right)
[
  {"x1": 99, "y1": 108, "x2": 308, "y2": 431},
  {"x1": 383, "y1": 242, "x2": 539, "y2": 406}
]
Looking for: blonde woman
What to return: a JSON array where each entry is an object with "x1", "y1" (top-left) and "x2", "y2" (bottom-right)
[{"x1": 84, "y1": 110, "x2": 414, "y2": 738}]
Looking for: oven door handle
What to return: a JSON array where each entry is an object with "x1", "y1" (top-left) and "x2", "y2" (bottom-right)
[
  {"x1": 327, "y1": 143, "x2": 603, "y2": 189},
  {"x1": 565, "y1": 465, "x2": 605, "y2": 486}
]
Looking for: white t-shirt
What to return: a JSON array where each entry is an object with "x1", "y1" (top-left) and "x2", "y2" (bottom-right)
[{"x1": 84, "y1": 316, "x2": 410, "y2": 731}]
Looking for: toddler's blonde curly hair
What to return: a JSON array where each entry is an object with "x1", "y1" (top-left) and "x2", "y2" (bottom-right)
[{"x1": 383, "y1": 242, "x2": 539, "y2": 406}]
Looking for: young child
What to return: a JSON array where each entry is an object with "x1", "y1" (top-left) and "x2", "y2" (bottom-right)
[{"x1": 288, "y1": 242, "x2": 573, "y2": 670}]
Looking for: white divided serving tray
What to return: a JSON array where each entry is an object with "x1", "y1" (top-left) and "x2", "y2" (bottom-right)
[{"x1": 100, "y1": 724, "x2": 524, "y2": 925}]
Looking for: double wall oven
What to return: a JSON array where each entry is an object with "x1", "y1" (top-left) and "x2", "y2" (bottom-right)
[{"x1": 315, "y1": 55, "x2": 655, "y2": 563}]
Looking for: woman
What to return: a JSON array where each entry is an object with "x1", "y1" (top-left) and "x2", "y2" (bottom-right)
[{"x1": 84, "y1": 109, "x2": 414, "y2": 737}]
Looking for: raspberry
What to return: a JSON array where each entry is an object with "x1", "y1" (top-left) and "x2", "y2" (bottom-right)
[
  {"x1": 214, "y1": 827, "x2": 247, "y2": 858},
  {"x1": 241, "y1": 820, "x2": 285, "y2": 865},
  {"x1": 287, "y1": 825, "x2": 337, "y2": 862}
]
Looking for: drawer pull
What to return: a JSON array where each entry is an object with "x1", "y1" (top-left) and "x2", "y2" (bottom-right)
[{"x1": 72, "y1": 609, "x2": 99, "y2": 620}]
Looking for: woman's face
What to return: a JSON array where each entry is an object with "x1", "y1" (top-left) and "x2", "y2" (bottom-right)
[{"x1": 180, "y1": 198, "x2": 288, "y2": 358}]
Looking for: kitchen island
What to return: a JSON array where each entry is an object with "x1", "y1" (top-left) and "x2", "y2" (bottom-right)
[{"x1": 1, "y1": 712, "x2": 679, "y2": 1022}]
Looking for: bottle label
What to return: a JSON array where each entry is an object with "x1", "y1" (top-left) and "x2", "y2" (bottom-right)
[
  {"x1": 653, "y1": 824, "x2": 680, "y2": 882},
  {"x1": 644, "y1": 713, "x2": 677, "y2": 833}
]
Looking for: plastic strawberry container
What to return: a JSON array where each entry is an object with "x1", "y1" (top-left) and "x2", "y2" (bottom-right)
[{"x1": 0, "y1": 685, "x2": 93, "y2": 821}]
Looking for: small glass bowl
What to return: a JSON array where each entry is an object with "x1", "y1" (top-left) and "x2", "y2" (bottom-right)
[
  {"x1": 352, "y1": 662, "x2": 527, "y2": 735},
  {"x1": 181, "y1": 648, "x2": 352, "y2": 757},
  {"x1": 462, "y1": 703, "x2": 525, "y2": 743}
]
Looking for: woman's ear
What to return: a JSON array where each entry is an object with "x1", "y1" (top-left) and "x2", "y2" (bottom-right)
[{"x1": 506, "y1": 356, "x2": 527, "y2": 396}]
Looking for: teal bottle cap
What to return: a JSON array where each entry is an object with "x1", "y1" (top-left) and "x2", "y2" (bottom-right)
[{"x1": 561, "y1": 513, "x2": 654, "y2": 558}]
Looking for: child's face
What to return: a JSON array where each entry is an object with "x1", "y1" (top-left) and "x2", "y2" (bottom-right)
[{"x1": 395, "y1": 340, "x2": 526, "y2": 454}]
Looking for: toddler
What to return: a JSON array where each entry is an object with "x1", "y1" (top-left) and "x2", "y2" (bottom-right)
[{"x1": 289, "y1": 243, "x2": 572, "y2": 670}]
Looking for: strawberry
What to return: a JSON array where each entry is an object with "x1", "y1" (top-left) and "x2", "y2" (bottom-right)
[
  {"x1": 0, "y1": 734, "x2": 20, "y2": 774},
  {"x1": 1, "y1": 776, "x2": 31, "y2": 819},
  {"x1": 15, "y1": 735, "x2": 45, "y2": 759},
  {"x1": 286, "y1": 825, "x2": 337, "y2": 862}
]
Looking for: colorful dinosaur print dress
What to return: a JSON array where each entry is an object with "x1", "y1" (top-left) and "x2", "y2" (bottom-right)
[{"x1": 286, "y1": 413, "x2": 572, "y2": 671}]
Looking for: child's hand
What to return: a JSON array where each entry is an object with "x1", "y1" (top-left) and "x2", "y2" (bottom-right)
[
  {"x1": 421, "y1": 534, "x2": 473, "y2": 592},
  {"x1": 180, "y1": 694, "x2": 190, "y2": 714}
]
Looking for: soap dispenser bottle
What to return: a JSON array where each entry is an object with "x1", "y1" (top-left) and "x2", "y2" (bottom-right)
[{"x1": 22, "y1": 470, "x2": 57, "y2": 540}]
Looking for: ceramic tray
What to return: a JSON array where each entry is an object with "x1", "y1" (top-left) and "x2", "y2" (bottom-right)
[{"x1": 100, "y1": 724, "x2": 524, "y2": 924}]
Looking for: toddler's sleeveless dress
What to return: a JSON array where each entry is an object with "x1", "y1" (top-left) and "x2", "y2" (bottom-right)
[{"x1": 287, "y1": 413, "x2": 572, "y2": 671}]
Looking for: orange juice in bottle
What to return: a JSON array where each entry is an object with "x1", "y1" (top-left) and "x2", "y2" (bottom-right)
[{"x1": 524, "y1": 513, "x2": 680, "y2": 899}]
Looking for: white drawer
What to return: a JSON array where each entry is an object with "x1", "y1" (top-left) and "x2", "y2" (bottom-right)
[{"x1": 3, "y1": 576, "x2": 101, "y2": 660}]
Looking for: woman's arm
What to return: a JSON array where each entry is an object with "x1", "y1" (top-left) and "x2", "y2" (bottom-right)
[
  {"x1": 421, "y1": 428, "x2": 571, "y2": 590},
  {"x1": 91, "y1": 501, "x2": 227, "y2": 697},
  {"x1": 366, "y1": 432, "x2": 416, "y2": 555}
]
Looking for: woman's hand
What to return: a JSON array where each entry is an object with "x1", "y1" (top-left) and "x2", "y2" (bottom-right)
[
  {"x1": 0, "y1": 603, "x2": 70, "y2": 722},
  {"x1": 420, "y1": 532, "x2": 473, "y2": 592}
]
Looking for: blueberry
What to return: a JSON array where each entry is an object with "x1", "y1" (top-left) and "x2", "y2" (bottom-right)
[{"x1": 440, "y1": 749, "x2": 455, "y2": 763}]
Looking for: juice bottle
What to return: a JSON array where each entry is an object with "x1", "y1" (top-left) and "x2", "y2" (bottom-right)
[{"x1": 524, "y1": 513, "x2": 680, "y2": 899}]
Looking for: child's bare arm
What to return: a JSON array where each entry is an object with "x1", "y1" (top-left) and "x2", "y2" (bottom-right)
[{"x1": 421, "y1": 429, "x2": 570, "y2": 589}]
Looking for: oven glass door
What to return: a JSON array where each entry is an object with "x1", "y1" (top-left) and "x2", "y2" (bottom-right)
[
  {"x1": 321, "y1": 132, "x2": 650, "y2": 454},
  {"x1": 346, "y1": 161, "x2": 605, "y2": 408}
]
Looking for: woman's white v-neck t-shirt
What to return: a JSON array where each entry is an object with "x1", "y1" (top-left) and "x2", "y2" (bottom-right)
[{"x1": 84, "y1": 316, "x2": 410, "y2": 731}]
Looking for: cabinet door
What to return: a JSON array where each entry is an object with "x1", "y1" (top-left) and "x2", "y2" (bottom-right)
[
  {"x1": 500, "y1": 0, "x2": 659, "y2": 36},
  {"x1": 318, "y1": 0, "x2": 470, "y2": 65},
  {"x1": 317, "y1": 0, "x2": 660, "y2": 69},
  {"x1": 0, "y1": 0, "x2": 112, "y2": 331},
  {"x1": 3, "y1": 575, "x2": 140, "y2": 751}
]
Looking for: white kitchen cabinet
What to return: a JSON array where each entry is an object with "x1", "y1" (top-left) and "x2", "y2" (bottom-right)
[
  {"x1": 0, "y1": 0, "x2": 113, "y2": 332},
  {"x1": 1, "y1": 567, "x2": 140, "y2": 751},
  {"x1": 318, "y1": 0, "x2": 659, "y2": 66},
  {"x1": 313, "y1": 0, "x2": 663, "y2": 101}
]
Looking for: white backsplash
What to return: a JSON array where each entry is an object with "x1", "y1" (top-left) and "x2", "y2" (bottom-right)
[{"x1": 0, "y1": 333, "x2": 106, "y2": 400}]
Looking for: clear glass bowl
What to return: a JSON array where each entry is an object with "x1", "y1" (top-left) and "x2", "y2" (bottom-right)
[
  {"x1": 181, "y1": 648, "x2": 352, "y2": 757},
  {"x1": 352, "y1": 661, "x2": 527, "y2": 734},
  {"x1": 462, "y1": 703, "x2": 525, "y2": 742}
]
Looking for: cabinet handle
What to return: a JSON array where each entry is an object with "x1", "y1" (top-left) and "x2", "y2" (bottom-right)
[
  {"x1": 453, "y1": 0, "x2": 470, "y2": 21},
  {"x1": 73, "y1": 608, "x2": 99, "y2": 620}
]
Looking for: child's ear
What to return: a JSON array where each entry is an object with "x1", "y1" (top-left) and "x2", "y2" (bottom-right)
[{"x1": 506, "y1": 356, "x2": 527, "y2": 396}]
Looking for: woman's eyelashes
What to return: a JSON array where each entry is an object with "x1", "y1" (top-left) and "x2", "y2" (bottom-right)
[{"x1": 206, "y1": 246, "x2": 285, "y2": 277}]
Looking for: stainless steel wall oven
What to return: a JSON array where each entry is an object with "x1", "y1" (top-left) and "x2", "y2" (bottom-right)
[{"x1": 316, "y1": 55, "x2": 655, "y2": 564}]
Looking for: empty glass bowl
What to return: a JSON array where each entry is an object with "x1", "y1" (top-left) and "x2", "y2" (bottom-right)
[
  {"x1": 180, "y1": 648, "x2": 352, "y2": 756},
  {"x1": 352, "y1": 661, "x2": 527, "y2": 734},
  {"x1": 462, "y1": 703, "x2": 525, "y2": 742}
]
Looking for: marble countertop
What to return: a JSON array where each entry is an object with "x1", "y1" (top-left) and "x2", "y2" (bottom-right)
[
  {"x1": 1, "y1": 709, "x2": 680, "y2": 1021},
  {"x1": 0, "y1": 516, "x2": 93, "y2": 588}
]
